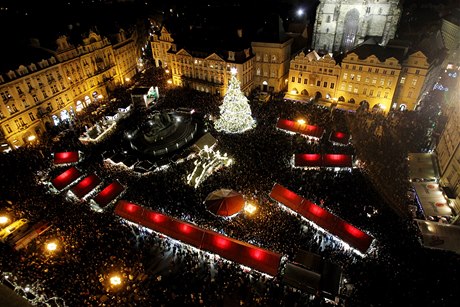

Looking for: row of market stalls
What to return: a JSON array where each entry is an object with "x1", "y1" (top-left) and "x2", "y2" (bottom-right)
[
  {"x1": 114, "y1": 200, "x2": 343, "y2": 299},
  {"x1": 49, "y1": 151, "x2": 126, "y2": 212},
  {"x1": 408, "y1": 153, "x2": 460, "y2": 255}
]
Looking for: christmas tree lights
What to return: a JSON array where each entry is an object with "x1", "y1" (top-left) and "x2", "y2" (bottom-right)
[{"x1": 214, "y1": 68, "x2": 255, "y2": 133}]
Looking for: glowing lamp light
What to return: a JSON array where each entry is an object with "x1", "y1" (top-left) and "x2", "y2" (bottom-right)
[
  {"x1": 214, "y1": 237, "x2": 231, "y2": 249},
  {"x1": 297, "y1": 8, "x2": 304, "y2": 16},
  {"x1": 125, "y1": 77, "x2": 130, "y2": 82},
  {"x1": 0, "y1": 216, "x2": 9, "y2": 224},
  {"x1": 244, "y1": 203, "x2": 257, "y2": 215},
  {"x1": 27, "y1": 135, "x2": 36, "y2": 142},
  {"x1": 46, "y1": 242, "x2": 58, "y2": 251},
  {"x1": 297, "y1": 119, "x2": 306, "y2": 125},
  {"x1": 110, "y1": 275, "x2": 122, "y2": 286},
  {"x1": 97, "y1": 94, "x2": 103, "y2": 99},
  {"x1": 167, "y1": 79, "x2": 173, "y2": 84},
  {"x1": 165, "y1": 69, "x2": 170, "y2": 74},
  {"x1": 249, "y1": 248, "x2": 265, "y2": 260},
  {"x1": 290, "y1": 90, "x2": 297, "y2": 95},
  {"x1": 230, "y1": 67, "x2": 237, "y2": 75}
]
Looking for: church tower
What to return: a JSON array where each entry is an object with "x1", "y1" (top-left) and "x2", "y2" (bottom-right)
[{"x1": 312, "y1": 0, "x2": 402, "y2": 53}]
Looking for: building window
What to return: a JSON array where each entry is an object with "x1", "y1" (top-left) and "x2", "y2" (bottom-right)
[
  {"x1": 411, "y1": 79, "x2": 417, "y2": 86},
  {"x1": 330, "y1": 83, "x2": 334, "y2": 89},
  {"x1": 257, "y1": 68, "x2": 261, "y2": 76},
  {"x1": 345, "y1": 65, "x2": 349, "y2": 69},
  {"x1": 387, "y1": 80, "x2": 392, "y2": 86},
  {"x1": 408, "y1": 91, "x2": 413, "y2": 98},
  {"x1": 380, "y1": 79, "x2": 385, "y2": 86},
  {"x1": 415, "y1": 69, "x2": 420, "y2": 75},
  {"x1": 372, "y1": 78, "x2": 377, "y2": 84},
  {"x1": 14, "y1": 119, "x2": 20, "y2": 129},
  {"x1": 298, "y1": 77, "x2": 302, "y2": 83},
  {"x1": 29, "y1": 112, "x2": 35, "y2": 121},
  {"x1": 400, "y1": 77, "x2": 406, "y2": 84},
  {"x1": 353, "y1": 88, "x2": 358, "y2": 93},
  {"x1": 340, "y1": 83, "x2": 345, "y2": 90},
  {"x1": 291, "y1": 76, "x2": 295, "y2": 82},
  {"x1": 357, "y1": 75, "x2": 361, "y2": 81},
  {"x1": 363, "y1": 88, "x2": 367, "y2": 95},
  {"x1": 377, "y1": 91, "x2": 381, "y2": 97},
  {"x1": 359, "y1": 66, "x2": 362, "y2": 71},
  {"x1": 316, "y1": 80, "x2": 321, "y2": 86},
  {"x1": 369, "y1": 89, "x2": 374, "y2": 96},
  {"x1": 365, "y1": 77, "x2": 369, "y2": 83},
  {"x1": 323, "y1": 81, "x2": 328, "y2": 87},
  {"x1": 368, "y1": 67, "x2": 372, "y2": 72},
  {"x1": 326, "y1": 15, "x2": 331, "y2": 23},
  {"x1": 343, "y1": 73, "x2": 347, "y2": 80},
  {"x1": 5, "y1": 124, "x2": 12, "y2": 133},
  {"x1": 304, "y1": 79, "x2": 308, "y2": 84},
  {"x1": 390, "y1": 70, "x2": 395, "y2": 75},
  {"x1": 347, "y1": 84, "x2": 352, "y2": 92},
  {"x1": 350, "y1": 74, "x2": 355, "y2": 80},
  {"x1": 384, "y1": 92, "x2": 388, "y2": 98}
]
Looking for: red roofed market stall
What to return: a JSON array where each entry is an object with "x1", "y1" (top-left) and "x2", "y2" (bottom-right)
[
  {"x1": 114, "y1": 200, "x2": 282, "y2": 276},
  {"x1": 294, "y1": 154, "x2": 353, "y2": 168},
  {"x1": 70, "y1": 174, "x2": 102, "y2": 199},
  {"x1": 329, "y1": 131, "x2": 350, "y2": 146},
  {"x1": 276, "y1": 119, "x2": 324, "y2": 139},
  {"x1": 93, "y1": 181, "x2": 125, "y2": 208},
  {"x1": 53, "y1": 151, "x2": 80, "y2": 165},
  {"x1": 269, "y1": 184, "x2": 373, "y2": 254},
  {"x1": 51, "y1": 167, "x2": 82, "y2": 190}
]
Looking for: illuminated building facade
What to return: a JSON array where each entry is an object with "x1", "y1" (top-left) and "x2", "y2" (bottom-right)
[
  {"x1": 312, "y1": 0, "x2": 402, "y2": 52},
  {"x1": 152, "y1": 27, "x2": 254, "y2": 96},
  {"x1": 436, "y1": 56, "x2": 460, "y2": 221},
  {"x1": 287, "y1": 43, "x2": 432, "y2": 113},
  {"x1": 287, "y1": 50, "x2": 340, "y2": 101},
  {"x1": 0, "y1": 30, "x2": 141, "y2": 150}
]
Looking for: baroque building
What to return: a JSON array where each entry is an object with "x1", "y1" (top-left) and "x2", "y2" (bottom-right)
[
  {"x1": 287, "y1": 41, "x2": 436, "y2": 113},
  {"x1": 312, "y1": 0, "x2": 402, "y2": 52},
  {"x1": 0, "y1": 29, "x2": 141, "y2": 150},
  {"x1": 287, "y1": 50, "x2": 341, "y2": 100},
  {"x1": 151, "y1": 26, "x2": 255, "y2": 96}
]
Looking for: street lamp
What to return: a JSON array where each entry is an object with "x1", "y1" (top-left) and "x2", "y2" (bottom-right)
[
  {"x1": 46, "y1": 242, "x2": 58, "y2": 252},
  {"x1": 244, "y1": 203, "x2": 257, "y2": 215},
  {"x1": 297, "y1": 8, "x2": 304, "y2": 17},
  {"x1": 297, "y1": 119, "x2": 306, "y2": 125},
  {"x1": 0, "y1": 215, "x2": 9, "y2": 225},
  {"x1": 110, "y1": 275, "x2": 122, "y2": 286}
]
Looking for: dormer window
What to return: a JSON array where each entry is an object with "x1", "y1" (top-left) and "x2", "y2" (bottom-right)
[{"x1": 228, "y1": 51, "x2": 235, "y2": 61}]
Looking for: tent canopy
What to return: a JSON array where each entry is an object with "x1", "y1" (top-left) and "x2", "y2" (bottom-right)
[
  {"x1": 51, "y1": 167, "x2": 82, "y2": 190},
  {"x1": 94, "y1": 181, "x2": 125, "y2": 207},
  {"x1": 205, "y1": 189, "x2": 245, "y2": 217},
  {"x1": 54, "y1": 151, "x2": 79, "y2": 164},
  {"x1": 408, "y1": 153, "x2": 439, "y2": 181},
  {"x1": 413, "y1": 182, "x2": 452, "y2": 217},
  {"x1": 416, "y1": 219, "x2": 460, "y2": 255}
]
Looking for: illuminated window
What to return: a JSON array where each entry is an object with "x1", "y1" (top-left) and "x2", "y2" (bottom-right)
[
  {"x1": 369, "y1": 89, "x2": 374, "y2": 96},
  {"x1": 411, "y1": 79, "x2": 417, "y2": 86},
  {"x1": 357, "y1": 75, "x2": 361, "y2": 81},
  {"x1": 3, "y1": 123, "x2": 13, "y2": 134},
  {"x1": 372, "y1": 78, "x2": 377, "y2": 84},
  {"x1": 343, "y1": 73, "x2": 347, "y2": 80},
  {"x1": 400, "y1": 77, "x2": 406, "y2": 84},
  {"x1": 347, "y1": 84, "x2": 352, "y2": 92},
  {"x1": 353, "y1": 87, "x2": 358, "y2": 93}
]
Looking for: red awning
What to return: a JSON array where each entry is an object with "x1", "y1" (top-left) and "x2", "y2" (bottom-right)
[
  {"x1": 322, "y1": 154, "x2": 352, "y2": 168},
  {"x1": 269, "y1": 184, "x2": 304, "y2": 211},
  {"x1": 71, "y1": 174, "x2": 102, "y2": 198},
  {"x1": 270, "y1": 184, "x2": 373, "y2": 254},
  {"x1": 114, "y1": 201, "x2": 282, "y2": 276},
  {"x1": 329, "y1": 131, "x2": 350, "y2": 145},
  {"x1": 294, "y1": 154, "x2": 322, "y2": 167},
  {"x1": 276, "y1": 119, "x2": 324, "y2": 139},
  {"x1": 54, "y1": 151, "x2": 79, "y2": 164},
  {"x1": 93, "y1": 181, "x2": 125, "y2": 207},
  {"x1": 51, "y1": 167, "x2": 82, "y2": 190},
  {"x1": 294, "y1": 154, "x2": 352, "y2": 168}
]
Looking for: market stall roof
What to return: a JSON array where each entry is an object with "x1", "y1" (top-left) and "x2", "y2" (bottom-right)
[
  {"x1": 94, "y1": 181, "x2": 125, "y2": 208},
  {"x1": 408, "y1": 153, "x2": 439, "y2": 181},
  {"x1": 114, "y1": 201, "x2": 282, "y2": 276},
  {"x1": 416, "y1": 219, "x2": 460, "y2": 255},
  {"x1": 71, "y1": 174, "x2": 102, "y2": 199},
  {"x1": 51, "y1": 167, "x2": 82, "y2": 190},
  {"x1": 413, "y1": 182, "x2": 452, "y2": 217},
  {"x1": 54, "y1": 151, "x2": 79, "y2": 164}
]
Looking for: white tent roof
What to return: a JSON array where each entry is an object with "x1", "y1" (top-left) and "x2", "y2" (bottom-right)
[
  {"x1": 413, "y1": 182, "x2": 452, "y2": 217},
  {"x1": 408, "y1": 153, "x2": 439, "y2": 181},
  {"x1": 416, "y1": 219, "x2": 460, "y2": 255}
]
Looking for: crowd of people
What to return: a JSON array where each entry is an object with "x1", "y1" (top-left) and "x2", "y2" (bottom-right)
[{"x1": 1, "y1": 65, "x2": 459, "y2": 307}]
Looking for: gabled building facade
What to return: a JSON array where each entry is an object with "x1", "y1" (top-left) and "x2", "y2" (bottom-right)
[{"x1": 0, "y1": 29, "x2": 141, "y2": 150}]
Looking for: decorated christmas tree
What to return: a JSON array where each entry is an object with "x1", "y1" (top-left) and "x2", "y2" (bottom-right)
[{"x1": 214, "y1": 68, "x2": 255, "y2": 133}]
